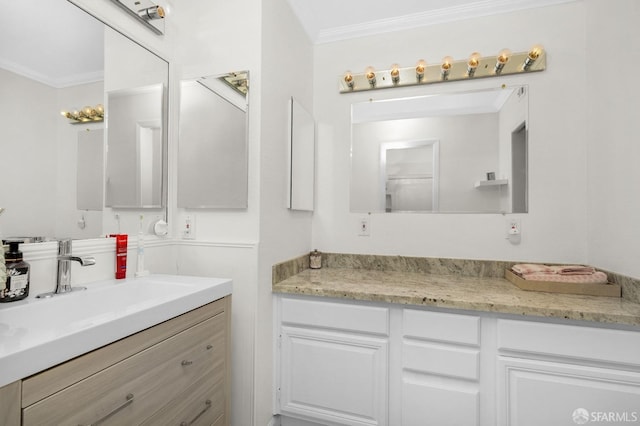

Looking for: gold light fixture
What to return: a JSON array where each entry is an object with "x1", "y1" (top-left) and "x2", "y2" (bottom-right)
[
  {"x1": 338, "y1": 46, "x2": 546, "y2": 93},
  {"x1": 220, "y1": 71, "x2": 249, "y2": 96},
  {"x1": 467, "y1": 52, "x2": 481, "y2": 77},
  {"x1": 495, "y1": 48, "x2": 511, "y2": 74},
  {"x1": 61, "y1": 104, "x2": 104, "y2": 124}
]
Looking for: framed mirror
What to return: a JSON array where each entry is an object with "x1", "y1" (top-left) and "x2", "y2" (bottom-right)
[
  {"x1": 178, "y1": 72, "x2": 249, "y2": 209},
  {"x1": 0, "y1": 0, "x2": 169, "y2": 240},
  {"x1": 350, "y1": 85, "x2": 528, "y2": 214}
]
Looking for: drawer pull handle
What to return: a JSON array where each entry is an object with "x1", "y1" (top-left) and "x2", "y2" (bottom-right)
[
  {"x1": 180, "y1": 399, "x2": 212, "y2": 426},
  {"x1": 181, "y1": 360, "x2": 193, "y2": 366},
  {"x1": 81, "y1": 393, "x2": 134, "y2": 426}
]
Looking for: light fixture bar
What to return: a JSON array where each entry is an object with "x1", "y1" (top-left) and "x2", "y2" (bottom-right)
[
  {"x1": 61, "y1": 104, "x2": 104, "y2": 124},
  {"x1": 339, "y1": 48, "x2": 546, "y2": 93}
]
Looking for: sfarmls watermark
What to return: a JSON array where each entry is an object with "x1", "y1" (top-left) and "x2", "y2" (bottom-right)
[{"x1": 573, "y1": 408, "x2": 639, "y2": 424}]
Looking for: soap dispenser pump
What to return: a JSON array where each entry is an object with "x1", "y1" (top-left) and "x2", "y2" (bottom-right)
[{"x1": 1, "y1": 240, "x2": 30, "y2": 302}]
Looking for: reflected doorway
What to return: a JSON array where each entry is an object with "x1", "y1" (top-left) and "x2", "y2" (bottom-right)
[{"x1": 380, "y1": 140, "x2": 439, "y2": 212}]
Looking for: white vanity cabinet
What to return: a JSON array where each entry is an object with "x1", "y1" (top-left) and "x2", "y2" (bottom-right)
[
  {"x1": 496, "y1": 319, "x2": 640, "y2": 426},
  {"x1": 275, "y1": 294, "x2": 640, "y2": 426},
  {"x1": 16, "y1": 296, "x2": 231, "y2": 426},
  {"x1": 276, "y1": 297, "x2": 390, "y2": 426}
]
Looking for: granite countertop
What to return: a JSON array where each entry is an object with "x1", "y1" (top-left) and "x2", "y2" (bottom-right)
[{"x1": 273, "y1": 266, "x2": 640, "y2": 327}]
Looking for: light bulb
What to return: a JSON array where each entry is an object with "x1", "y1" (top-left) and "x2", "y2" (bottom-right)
[
  {"x1": 139, "y1": 5, "x2": 165, "y2": 20},
  {"x1": 441, "y1": 56, "x2": 453, "y2": 80},
  {"x1": 467, "y1": 52, "x2": 481, "y2": 77},
  {"x1": 343, "y1": 71, "x2": 354, "y2": 89},
  {"x1": 365, "y1": 66, "x2": 376, "y2": 87},
  {"x1": 415, "y1": 59, "x2": 426, "y2": 81},
  {"x1": 390, "y1": 64, "x2": 400, "y2": 84},
  {"x1": 495, "y1": 48, "x2": 511, "y2": 74},
  {"x1": 524, "y1": 44, "x2": 544, "y2": 70}
]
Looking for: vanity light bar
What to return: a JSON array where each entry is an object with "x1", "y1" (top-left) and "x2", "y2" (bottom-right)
[
  {"x1": 61, "y1": 104, "x2": 104, "y2": 124},
  {"x1": 339, "y1": 46, "x2": 546, "y2": 93}
]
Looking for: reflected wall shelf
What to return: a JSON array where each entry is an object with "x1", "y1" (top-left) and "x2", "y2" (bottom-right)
[{"x1": 474, "y1": 179, "x2": 508, "y2": 188}]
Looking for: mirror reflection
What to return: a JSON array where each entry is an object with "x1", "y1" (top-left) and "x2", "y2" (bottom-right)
[
  {"x1": 0, "y1": 0, "x2": 169, "y2": 240},
  {"x1": 178, "y1": 72, "x2": 249, "y2": 209},
  {"x1": 350, "y1": 86, "x2": 528, "y2": 214}
]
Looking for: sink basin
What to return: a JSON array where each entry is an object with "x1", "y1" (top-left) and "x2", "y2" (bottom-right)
[{"x1": 0, "y1": 274, "x2": 232, "y2": 387}]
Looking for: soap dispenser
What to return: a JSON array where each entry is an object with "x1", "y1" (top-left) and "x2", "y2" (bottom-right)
[{"x1": 1, "y1": 240, "x2": 30, "y2": 302}]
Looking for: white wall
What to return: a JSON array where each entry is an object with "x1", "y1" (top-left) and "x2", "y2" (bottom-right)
[
  {"x1": 312, "y1": 2, "x2": 589, "y2": 264},
  {"x1": 68, "y1": 2, "x2": 266, "y2": 425},
  {"x1": 0, "y1": 69, "x2": 58, "y2": 238},
  {"x1": 257, "y1": 0, "x2": 315, "y2": 424},
  {"x1": 585, "y1": 0, "x2": 640, "y2": 279}
]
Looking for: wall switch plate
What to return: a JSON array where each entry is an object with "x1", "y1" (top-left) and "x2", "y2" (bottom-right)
[
  {"x1": 358, "y1": 217, "x2": 370, "y2": 236},
  {"x1": 183, "y1": 215, "x2": 195, "y2": 239}
]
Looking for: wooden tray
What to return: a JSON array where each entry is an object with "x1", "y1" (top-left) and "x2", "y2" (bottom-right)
[{"x1": 505, "y1": 269, "x2": 621, "y2": 298}]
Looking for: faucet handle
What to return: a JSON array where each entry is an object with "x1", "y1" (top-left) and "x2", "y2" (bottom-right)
[{"x1": 79, "y1": 256, "x2": 96, "y2": 266}]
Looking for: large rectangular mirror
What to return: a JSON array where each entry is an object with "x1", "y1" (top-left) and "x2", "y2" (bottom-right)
[
  {"x1": 178, "y1": 73, "x2": 249, "y2": 209},
  {"x1": 0, "y1": 0, "x2": 169, "y2": 240},
  {"x1": 350, "y1": 85, "x2": 528, "y2": 214}
]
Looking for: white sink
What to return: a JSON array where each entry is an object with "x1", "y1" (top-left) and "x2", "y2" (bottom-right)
[{"x1": 0, "y1": 274, "x2": 232, "y2": 387}]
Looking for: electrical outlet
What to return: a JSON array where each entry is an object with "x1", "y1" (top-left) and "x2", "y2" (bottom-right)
[
  {"x1": 183, "y1": 215, "x2": 195, "y2": 239},
  {"x1": 358, "y1": 217, "x2": 370, "y2": 236},
  {"x1": 507, "y1": 219, "x2": 521, "y2": 237}
]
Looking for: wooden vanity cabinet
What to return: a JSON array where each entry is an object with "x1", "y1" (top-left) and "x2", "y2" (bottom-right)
[{"x1": 17, "y1": 296, "x2": 231, "y2": 426}]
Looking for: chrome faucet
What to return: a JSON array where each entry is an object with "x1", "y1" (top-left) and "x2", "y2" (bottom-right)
[{"x1": 37, "y1": 239, "x2": 96, "y2": 298}]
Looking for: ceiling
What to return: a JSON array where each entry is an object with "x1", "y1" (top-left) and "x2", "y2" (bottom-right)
[
  {"x1": 0, "y1": 0, "x2": 103, "y2": 88},
  {"x1": 285, "y1": 0, "x2": 577, "y2": 44},
  {"x1": 1, "y1": 0, "x2": 576, "y2": 87}
]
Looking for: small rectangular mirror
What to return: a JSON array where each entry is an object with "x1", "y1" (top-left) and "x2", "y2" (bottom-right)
[
  {"x1": 178, "y1": 72, "x2": 249, "y2": 209},
  {"x1": 287, "y1": 97, "x2": 315, "y2": 211}
]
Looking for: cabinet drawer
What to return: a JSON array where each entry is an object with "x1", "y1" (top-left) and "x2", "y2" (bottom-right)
[
  {"x1": 403, "y1": 309, "x2": 480, "y2": 346},
  {"x1": 22, "y1": 298, "x2": 227, "y2": 407},
  {"x1": 403, "y1": 341, "x2": 480, "y2": 380},
  {"x1": 141, "y1": 372, "x2": 226, "y2": 426},
  {"x1": 23, "y1": 310, "x2": 226, "y2": 426},
  {"x1": 281, "y1": 297, "x2": 389, "y2": 335},
  {"x1": 497, "y1": 319, "x2": 640, "y2": 367}
]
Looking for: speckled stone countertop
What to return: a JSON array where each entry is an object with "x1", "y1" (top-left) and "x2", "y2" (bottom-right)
[{"x1": 272, "y1": 254, "x2": 640, "y2": 327}]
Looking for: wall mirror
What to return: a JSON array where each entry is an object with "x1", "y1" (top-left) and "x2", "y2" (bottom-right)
[
  {"x1": 178, "y1": 72, "x2": 249, "y2": 209},
  {"x1": 287, "y1": 97, "x2": 315, "y2": 211},
  {"x1": 0, "y1": 0, "x2": 169, "y2": 241},
  {"x1": 350, "y1": 85, "x2": 528, "y2": 214}
]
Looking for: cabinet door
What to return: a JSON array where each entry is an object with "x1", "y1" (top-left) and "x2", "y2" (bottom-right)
[
  {"x1": 498, "y1": 357, "x2": 640, "y2": 426},
  {"x1": 402, "y1": 380, "x2": 479, "y2": 426},
  {"x1": 279, "y1": 326, "x2": 388, "y2": 426}
]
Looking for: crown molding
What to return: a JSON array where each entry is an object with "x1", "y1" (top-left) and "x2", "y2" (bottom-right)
[{"x1": 314, "y1": 0, "x2": 577, "y2": 44}]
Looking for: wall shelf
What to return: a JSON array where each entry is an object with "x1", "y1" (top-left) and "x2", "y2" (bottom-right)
[{"x1": 474, "y1": 179, "x2": 508, "y2": 188}]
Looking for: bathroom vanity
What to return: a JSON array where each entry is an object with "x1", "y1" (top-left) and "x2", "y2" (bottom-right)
[
  {"x1": 0, "y1": 275, "x2": 232, "y2": 426},
  {"x1": 272, "y1": 258, "x2": 640, "y2": 426}
]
